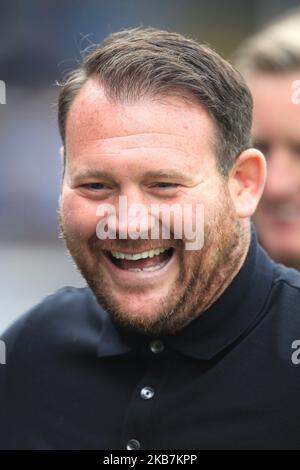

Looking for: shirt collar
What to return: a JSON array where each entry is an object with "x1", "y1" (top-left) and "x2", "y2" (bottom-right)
[{"x1": 97, "y1": 224, "x2": 275, "y2": 360}]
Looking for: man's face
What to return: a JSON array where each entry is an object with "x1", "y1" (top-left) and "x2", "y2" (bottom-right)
[
  {"x1": 59, "y1": 78, "x2": 244, "y2": 336},
  {"x1": 249, "y1": 72, "x2": 300, "y2": 267}
]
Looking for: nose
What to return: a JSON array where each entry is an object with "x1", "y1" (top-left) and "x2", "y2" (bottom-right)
[
  {"x1": 116, "y1": 190, "x2": 155, "y2": 240},
  {"x1": 263, "y1": 148, "x2": 300, "y2": 202}
]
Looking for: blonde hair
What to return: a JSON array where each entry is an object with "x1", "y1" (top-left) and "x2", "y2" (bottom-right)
[{"x1": 233, "y1": 8, "x2": 300, "y2": 77}]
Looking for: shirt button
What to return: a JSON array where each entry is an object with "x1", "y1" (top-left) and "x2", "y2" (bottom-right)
[
  {"x1": 150, "y1": 339, "x2": 165, "y2": 354},
  {"x1": 140, "y1": 386, "x2": 155, "y2": 400},
  {"x1": 126, "y1": 439, "x2": 141, "y2": 450}
]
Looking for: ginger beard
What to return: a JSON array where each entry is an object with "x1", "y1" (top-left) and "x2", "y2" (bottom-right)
[{"x1": 58, "y1": 186, "x2": 245, "y2": 337}]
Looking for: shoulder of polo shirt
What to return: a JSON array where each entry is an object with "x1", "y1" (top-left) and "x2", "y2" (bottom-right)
[
  {"x1": 273, "y1": 263, "x2": 300, "y2": 290},
  {"x1": 0, "y1": 286, "x2": 107, "y2": 361}
]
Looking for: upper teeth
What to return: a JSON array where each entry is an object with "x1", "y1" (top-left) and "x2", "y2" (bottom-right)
[{"x1": 110, "y1": 247, "x2": 170, "y2": 260}]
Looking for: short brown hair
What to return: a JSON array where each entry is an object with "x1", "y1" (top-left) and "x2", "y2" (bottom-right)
[{"x1": 58, "y1": 27, "x2": 252, "y2": 175}]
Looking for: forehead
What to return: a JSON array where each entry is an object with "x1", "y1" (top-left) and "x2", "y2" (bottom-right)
[
  {"x1": 249, "y1": 72, "x2": 300, "y2": 137},
  {"x1": 65, "y1": 77, "x2": 217, "y2": 165}
]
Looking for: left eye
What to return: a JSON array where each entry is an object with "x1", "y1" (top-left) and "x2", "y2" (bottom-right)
[{"x1": 153, "y1": 183, "x2": 180, "y2": 188}]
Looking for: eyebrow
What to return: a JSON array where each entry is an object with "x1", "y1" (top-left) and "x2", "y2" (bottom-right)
[
  {"x1": 286, "y1": 139, "x2": 300, "y2": 150},
  {"x1": 70, "y1": 169, "x2": 115, "y2": 181},
  {"x1": 142, "y1": 170, "x2": 194, "y2": 183},
  {"x1": 71, "y1": 169, "x2": 194, "y2": 183},
  {"x1": 253, "y1": 136, "x2": 300, "y2": 147}
]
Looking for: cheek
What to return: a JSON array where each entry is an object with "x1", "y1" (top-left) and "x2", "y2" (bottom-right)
[{"x1": 60, "y1": 190, "x2": 99, "y2": 240}]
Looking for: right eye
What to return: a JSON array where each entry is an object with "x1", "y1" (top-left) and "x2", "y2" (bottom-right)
[
  {"x1": 79, "y1": 183, "x2": 109, "y2": 191},
  {"x1": 290, "y1": 143, "x2": 300, "y2": 158}
]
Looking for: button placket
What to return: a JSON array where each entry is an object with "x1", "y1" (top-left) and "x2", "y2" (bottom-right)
[{"x1": 121, "y1": 344, "x2": 168, "y2": 450}]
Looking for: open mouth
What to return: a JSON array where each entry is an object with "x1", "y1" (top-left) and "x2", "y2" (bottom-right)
[{"x1": 102, "y1": 247, "x2": 174, "y2": 272}]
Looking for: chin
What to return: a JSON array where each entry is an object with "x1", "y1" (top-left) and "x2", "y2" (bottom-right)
[
  {"x1": 110, "y1": 290, "x2": 170, "y2": 319},
  {"x1": 105, "y1": 301, "x2": 170, "y2": 336}
]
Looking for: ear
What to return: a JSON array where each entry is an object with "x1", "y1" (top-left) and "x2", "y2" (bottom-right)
[{"x1": 228, "y1": 148, "x2": 266, "y2": 218}]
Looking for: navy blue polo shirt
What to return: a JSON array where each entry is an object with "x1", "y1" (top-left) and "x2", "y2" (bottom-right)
[{"x1": 1, "y1": 228, "x2": 300, "y2": 449}]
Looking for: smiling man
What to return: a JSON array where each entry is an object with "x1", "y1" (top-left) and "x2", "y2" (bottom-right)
[{"x1": 1, "y1": 27, "x2": 300, "y2": 450}]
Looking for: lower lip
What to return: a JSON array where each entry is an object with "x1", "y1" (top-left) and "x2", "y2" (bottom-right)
[{"x1": 99, "y1": 249, "x2": 177, "y2": 286}]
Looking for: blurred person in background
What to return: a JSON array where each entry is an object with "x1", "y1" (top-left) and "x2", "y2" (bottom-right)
[{"x1": 234, "y1": 9, "x2": 300, "y2": 269}]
